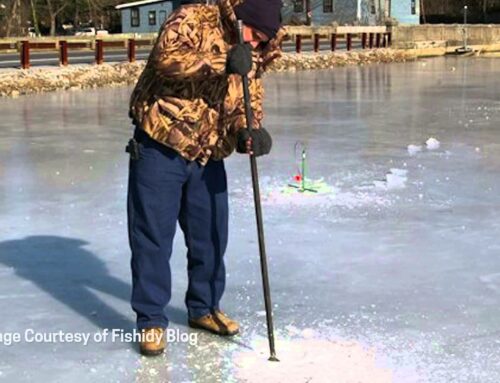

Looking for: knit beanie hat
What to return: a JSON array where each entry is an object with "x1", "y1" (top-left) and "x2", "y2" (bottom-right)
[{"x1": 234, "y1": 0, "x2": 282, "y2": 40}]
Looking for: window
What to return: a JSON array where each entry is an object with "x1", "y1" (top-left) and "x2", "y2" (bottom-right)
[
  {"x1": 323, "y1": 0, "x2": 333, "y2": 13},
  {"x1": 294, "y1": 0, "x2": 304, "y2": 13},
  {"x1": 370, "y1": 0, "x2": 376, "y2": 15},
  {"x1": 159, "y1": 10, "x2": 167, "y2": 24},
  {"x1": 148, "y1": 10, "x2": 156, "y2": 25},
  {"x1": 131, "y1": 8, "x2": 140, "y2": 27},
  {"x1": 411, "y1": 0, "x2": 417, "y2": 15}
]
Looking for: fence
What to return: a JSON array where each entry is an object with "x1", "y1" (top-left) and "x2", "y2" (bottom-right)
[
  {"x1": 293, "y1": 31, "x2": 391, "y2": 53},
  {"x1": 10, "y1": 38, "x2": 156, "y2": 69},
  {"x1": 0, "y1": 26, "x2": 391, "y2": 69}
]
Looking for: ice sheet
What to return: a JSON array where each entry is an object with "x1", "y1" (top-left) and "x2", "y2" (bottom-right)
[{"x1": 0, "y1": 57, "x2": 499, "y2": 382}]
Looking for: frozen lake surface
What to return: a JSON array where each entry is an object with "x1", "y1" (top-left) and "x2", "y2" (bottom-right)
[{"x1": 0, "y1": 57, "x2": 499, "y2": 382}]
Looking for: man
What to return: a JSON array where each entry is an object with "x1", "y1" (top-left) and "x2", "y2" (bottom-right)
[{"x1": 126, "y1": 0, "x2": 284, "y2": 356}]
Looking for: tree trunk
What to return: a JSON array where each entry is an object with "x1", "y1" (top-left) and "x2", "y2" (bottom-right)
[
  {"x1": 50, "y1": 14, "x2": 56, "y2": 36},
  {"x1": 5, "y1": 0, "x2": 19, "y2": 37},
  {"x1": 30, "y1": 0, "x2": 41, "y2": 36},
  {"x1": 74, "y1": 1, "x2": 79, "y2": 28},
  {"x1": 45, "y1": 0, "x2": 67, "y2": 36},
  {"x1": 87, "y1": 0, "x2": 97, "y2": 28}
]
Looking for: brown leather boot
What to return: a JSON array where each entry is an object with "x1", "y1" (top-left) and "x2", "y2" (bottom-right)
[
  {"x1": 139, "y1": 327, "x2": 166, "y2": 356},
  {"x1": 188, "y1": 310, "x2": 240, "y2": 336}
]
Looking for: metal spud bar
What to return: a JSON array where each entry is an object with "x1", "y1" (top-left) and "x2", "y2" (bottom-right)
[{"x1": 236, "y1": 19, "x2": 279, "y2": 362}]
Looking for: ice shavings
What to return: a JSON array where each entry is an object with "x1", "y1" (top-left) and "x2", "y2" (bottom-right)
[
  {"x1": 232, "y1": 334, "x2": 394, "y2": 383},
  {"x1": 263, "y1": 185, "x2": 392, "y2": 209},
  {"x1": 230, "y1": 175, "x2": 395, "y2": 210},
  {"x1": 373, "y1": 168, "x2": 408, "y2": 191}
]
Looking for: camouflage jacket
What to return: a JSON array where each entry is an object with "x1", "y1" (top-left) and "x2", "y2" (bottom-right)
[{"x1": 129, "y1": 0, "x2": 285, "y2": 165}]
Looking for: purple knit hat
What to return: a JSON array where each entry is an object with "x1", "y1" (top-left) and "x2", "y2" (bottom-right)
[{"x1": 234, "y1": 0, "x2": 282, "y2": 40}]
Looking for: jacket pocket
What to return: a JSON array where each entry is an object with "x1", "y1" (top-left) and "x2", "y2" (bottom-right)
[
  {"x1": 156, "y1": 96, "x2": 219, "y2": 149},
  {"x1": 153, "y1": 96, "x2": 203, "y2": 148},
  {"x1": 156, "y1": 96, "x2": 208, "y2": 126}
]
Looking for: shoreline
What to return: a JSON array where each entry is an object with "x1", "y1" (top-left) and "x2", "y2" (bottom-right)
[{"x1": 0, "y1": 48, "x2": 495, "y2": 98}]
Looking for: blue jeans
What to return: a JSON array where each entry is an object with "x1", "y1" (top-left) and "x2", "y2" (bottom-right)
[{"x1": 127, "y1": 129, "x2": 229, "y2": 330}]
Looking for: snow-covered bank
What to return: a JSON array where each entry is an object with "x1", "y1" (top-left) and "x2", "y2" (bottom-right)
[
  {"x1": 0, "y1": 62, "x2": 144, "y2": 98},
  {"x1": 0, "y1": 49, "x2": 416, "y2": 98},
  {"x1": 268, "y1": 49, "x2": 416, "y2": 72}
]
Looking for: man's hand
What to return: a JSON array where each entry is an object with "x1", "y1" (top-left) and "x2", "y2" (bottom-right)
[
  {"x1": 236, "y1": 128, "x2": 272, "y2": 157},
  {"x1": 226, "y1": 43, "x2": 253, "y2": 76}
]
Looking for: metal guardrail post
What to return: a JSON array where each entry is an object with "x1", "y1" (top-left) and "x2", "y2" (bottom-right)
[
  {"x1": 331, "y1": 33, "x2": 337, "y2": 51},
  {"x1": 59, "y1": 40, "x2": 68, "y2": 66},
  {"x1": 362, "y1": 33, "x2": 367, "y2": 49},
  {"x1": 313, "y1": 34, "x2": 320, "y2": 52},
  {"x1": 346, "y1": 33, "x2": 352, "y2": 51},
  {"x1": 128, "y1": 38, "x2": 136, "y2": 63},
  {"x1": 295, "y1": 35, "x2": 302, "y2": 53},
  {"x1": 95, "y1": 39, "x2": 104, "y2": 65},
  {"x1": 21, "y1": 40, "x2": 30, "y2": 69}
]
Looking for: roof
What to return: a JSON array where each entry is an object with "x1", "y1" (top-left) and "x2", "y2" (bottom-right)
[{"x1": 115, "y1": 0, "x2": 171, "y2": 10}]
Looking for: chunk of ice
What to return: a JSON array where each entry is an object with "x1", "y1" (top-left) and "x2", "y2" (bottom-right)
[
  {"x1": 426, "y1": 137, "x2": 440, "y2": 150},
  {"x1": 375, "y1": 169, "x2": 408, "y2": 190}
]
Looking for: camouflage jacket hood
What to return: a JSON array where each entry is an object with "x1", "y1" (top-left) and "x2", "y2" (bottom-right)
[{"x1": 129, "y1": 0, "x2": 285, "y2": 165}]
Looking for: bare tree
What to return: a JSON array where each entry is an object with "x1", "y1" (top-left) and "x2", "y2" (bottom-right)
[
  {"x1": 30, "y1": 0, "x2": 41, "y2": 35},
  {"x1": 86, "y1": 0, "x2": 96, "y2": 28},
  {"x1": 45, "y1": 0, "x2": 68, "y2": 35},
  {"x1": 5, "y1": 0, "x2": 22, "y2": 37}
]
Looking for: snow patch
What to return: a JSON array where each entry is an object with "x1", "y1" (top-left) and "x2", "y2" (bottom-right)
[{"x1": 407, "y1": 145, "x2": 422, "y2": 156}]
